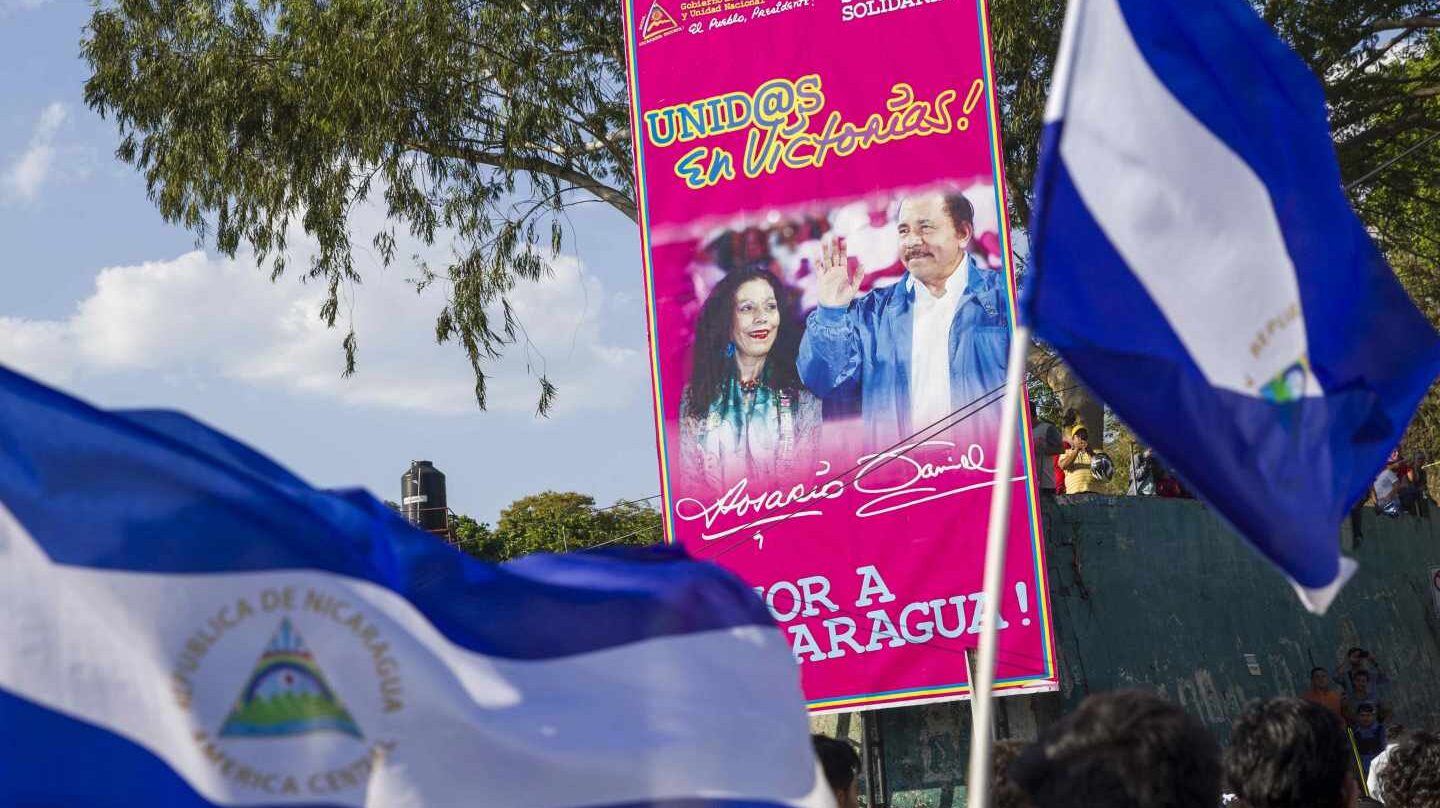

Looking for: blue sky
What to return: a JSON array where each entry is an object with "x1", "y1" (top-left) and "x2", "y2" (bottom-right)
[{"x1": 0, "y1": 1, "x2": 662, "y2": 522}]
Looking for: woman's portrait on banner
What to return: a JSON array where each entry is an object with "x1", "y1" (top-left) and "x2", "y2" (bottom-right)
[{"x1": 679, "y1": 268, "x2": 822, "y2": 490}]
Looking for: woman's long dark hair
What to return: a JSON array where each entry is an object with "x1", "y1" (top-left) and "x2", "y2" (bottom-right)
[{"x1": 686, "y1": 268, "x2": 804, "y2": 420}]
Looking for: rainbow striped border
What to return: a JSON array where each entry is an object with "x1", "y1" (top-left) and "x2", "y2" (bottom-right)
[
  {"x1": 620, "y1": 0, "x2": 679, "y2": 544},
  {"x1": 618, "y1": 0, "x2": 1059, "y2": 712}
]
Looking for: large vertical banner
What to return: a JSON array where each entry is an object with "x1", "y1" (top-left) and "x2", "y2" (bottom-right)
[{"x1": 621, "y1": 0, "x2": 1058, "y2": 712}]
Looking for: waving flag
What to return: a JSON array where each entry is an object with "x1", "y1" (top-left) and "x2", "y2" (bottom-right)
[
  {"x1": 0, "y1": 366, "x2": 827, "y2": 807},
  {"x1": 1026, "y1": 0, "x2": 1440, "y2": 611}
]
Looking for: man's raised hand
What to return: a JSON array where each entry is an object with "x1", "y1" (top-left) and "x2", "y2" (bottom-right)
[{"x1": 817, "y1": 235, "x2": 862, "y2": 308}]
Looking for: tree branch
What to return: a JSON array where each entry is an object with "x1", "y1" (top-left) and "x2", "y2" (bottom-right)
[
  {"x1": 406, "y1": 140, "x2": 637, "y2": 221},
  {"x1": 1348, "y1": 26, "x2": 1421, "y2": 77},
  {"x1": 1373, "y1": 15, "x2": 1440, "y2": 32}
]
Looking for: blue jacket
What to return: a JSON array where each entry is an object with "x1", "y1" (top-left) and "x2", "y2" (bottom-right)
[{"x1": 797, "y1": 255, "x2": 1011, "y2": 445}]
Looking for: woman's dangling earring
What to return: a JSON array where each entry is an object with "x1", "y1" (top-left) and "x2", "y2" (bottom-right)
[{"x1": 725, "y1": 341, "x2": 736, "y2": 358}]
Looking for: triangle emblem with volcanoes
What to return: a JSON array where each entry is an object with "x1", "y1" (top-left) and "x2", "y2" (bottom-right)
[
  {"x1": 640, "y1": 1, "x2": 679, "y2": 41},
  {"x1": 219, "y1": 618, "x2": 363, "y2": 739}
]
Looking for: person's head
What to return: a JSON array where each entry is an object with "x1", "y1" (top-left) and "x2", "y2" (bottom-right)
[
  {"x1": 686, "y1": 268, "x2": 802, "y2": 418},
  {"x1": 1011, "y1": 690, "x2": 1221, "y2": 808},
  {"x1": 993, "y1": 739, "x2": 1033, "y2": 808},
  {"x1": 1352, "y1": 670, "x2": 1372, "y2": 695},
  {"x1": 1377, "y1": 730, "x2": 1440, "y2": 808},
  {"x1": 1355, "y1": 703, "x2": 1377, "y2": 729},
  {"x1": 1310, "y1": 667, "x2": 1331, "y2": 690},
  {"x1": 1224, "y1": 698, "x2": 1357, "y2": 808},
  {"x1": 740, "y1": 227, "x2": 768, "y2": 262},
  {"x1": 811, "y1": 734, "x2": 861, "y2": 808},
  {"x1": 1070, "y1": 425, "x2": 1090, "y2": 448},
  {"x1": 896, "y1": 190, "x2": 974, "y2": 288}
]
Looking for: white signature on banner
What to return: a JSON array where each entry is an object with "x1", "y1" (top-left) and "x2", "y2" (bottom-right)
[{"x1": 673, "y1": 441, "x2": 1027, "y2": 543}]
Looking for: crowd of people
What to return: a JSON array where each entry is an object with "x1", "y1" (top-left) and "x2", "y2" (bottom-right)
[
  {"x1": 1031, "y1": 411, "x2": 1191, "y2": 498},
  {"x1": 1303, "y1": 648, "x2": 1402, "y2": 784},
  {"x1": 811, "y1": 688, "x2": 1440, "y2": 808},
  {"x1": 1034, "y1": 416, "x2": 1440, "y2": 513}
]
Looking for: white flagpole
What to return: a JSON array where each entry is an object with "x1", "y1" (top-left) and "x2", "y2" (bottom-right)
[
  {"x1": 965, "y1": 323, "x2": 1031, "y2": 808},
  {"x1": 966, "y1": 0, "x2": 1083, "y2": 791}
]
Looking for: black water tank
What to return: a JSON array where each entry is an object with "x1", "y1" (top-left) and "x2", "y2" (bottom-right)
[{"x1": 401, "y1": 460, "x2": 448, "y2": 533}]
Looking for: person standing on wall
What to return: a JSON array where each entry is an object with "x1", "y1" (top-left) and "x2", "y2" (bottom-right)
[{"x1": 1059, "y1": 425, "x2": 1100, "y2": 495}]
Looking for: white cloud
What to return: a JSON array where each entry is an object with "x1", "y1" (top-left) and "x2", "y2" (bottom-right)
[
  {"x1": 0, "y1": 249, "x2": 645, "y2": 417},
  {"x1": 4, "y1": 102, "x2": 68, "y2": 201}
]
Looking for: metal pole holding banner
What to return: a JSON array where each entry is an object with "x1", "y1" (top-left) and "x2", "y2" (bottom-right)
[
  {"x1": 965, "y1": 324, "x2": 1032, "y2": 808},
  {"x1": 862, "y1": 711, "x2": 888, "y2": 808}
]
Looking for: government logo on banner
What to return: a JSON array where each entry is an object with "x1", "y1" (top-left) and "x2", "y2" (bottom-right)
[{"x1": 639, "y1": 1, "x2": 680, "y2": 43}]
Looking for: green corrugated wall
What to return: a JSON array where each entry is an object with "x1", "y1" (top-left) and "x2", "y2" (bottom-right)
[{"x1": 867, "y1": 496, "x2": 1440, "y2": 807}]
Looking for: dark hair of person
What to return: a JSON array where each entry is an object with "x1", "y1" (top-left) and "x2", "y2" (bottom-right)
[
  {"x1": 941, "y1": 192, "x2": 975, "y2": 233},
  {"x1": 1223, "y1": 698, "x2": 1352, "y2": 808},
  {"x1": 811, "y1": 734, "x2": 860, "y2": 794},
  {"x1": 685, "y1": 268, "x2": 803, "y2": 419},
  {"x1": 993, "y1": 739, "x2": 1033, "y2": 808},
  {"x1": 1353, "y1": 669, "x2": 1371, "y2": 682},
  {"x1": 900, "y1": 190, "x2": 976, "y2": 235},
  {"x1": 1378, "y1": 730, "x2": 1440, "y2": 808},
  {"x1": 1348, "y1": 647, "x2": 1364, "y2": 657},
  {"x1": 1011, "y1": 690, "x2": 1221, "y2": 808},
  {"x1": 1311, "y1": 667, "x2": 1327, "y2": 677}
]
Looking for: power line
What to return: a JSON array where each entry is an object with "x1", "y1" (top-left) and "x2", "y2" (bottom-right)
[
  {"x1": 696, "y1": 383, "x2": 1010, "y2": 565},
  {"x1": 585, "y1": 524, "x2": 663, "y2": 550},
  {"x1": 591, "y1": 493, "x2": 661, "y2": 512},
  {"x1": 1346, "y1": 130, "x2": 1440, "y2": 191},
  {"x1": 576, "y1": 379, "x2": 1032, "y2": 555}
]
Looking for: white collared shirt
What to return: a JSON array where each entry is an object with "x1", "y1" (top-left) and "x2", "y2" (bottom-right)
[{"x1": 909, "y1": 268, "x2": 965, "y2": 432}]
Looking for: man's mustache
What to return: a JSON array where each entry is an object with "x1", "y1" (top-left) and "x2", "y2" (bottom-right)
[{"x1": 903, "y1": 248, "x2": 934, "y2": 260}]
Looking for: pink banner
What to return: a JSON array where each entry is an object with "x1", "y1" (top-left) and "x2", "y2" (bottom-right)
[{"x1": 622, "y1": 0, "x2": 1057, "y2": 711}]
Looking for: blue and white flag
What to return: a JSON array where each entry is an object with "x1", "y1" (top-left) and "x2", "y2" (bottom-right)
[
  {"x1": 0, "y1": 366, "x2": 829, "y2": 807},
  {"x1": 1026, "y1": 0, "x2": 1440, "y2": 611}
]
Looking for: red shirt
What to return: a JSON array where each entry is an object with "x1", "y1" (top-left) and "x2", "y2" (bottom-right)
[{"x1": 1054, "y1": 441, "x2": 1070, "y2": 494}]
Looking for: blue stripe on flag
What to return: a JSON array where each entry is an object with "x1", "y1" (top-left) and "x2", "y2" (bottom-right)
[
  {"x1": 0, "y1": 366, "x2": 774, "y2": 660},
  {"x1": 0, "y1": 685, "x2": 799, "y2": 808},
  {"x1": 0, "y1": 685, "x2": 344, "y2": 808},
  {"x1": 115, "y1": 408, "x2": 314, "y2": 493}
]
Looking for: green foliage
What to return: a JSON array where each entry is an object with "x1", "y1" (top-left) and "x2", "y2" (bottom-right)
[
  {"x1": 453, "y1": 491, "x2": 662, "y2": 562},
  {"x1": 82, "y1": 0, "x2": 633, "y2": 414},
  {"x1": 987, "y1": 0, "x2": 1066, "y2": 233},
  {"x1": 451, "y1": 512, "x2": 503, "y2": 560}
]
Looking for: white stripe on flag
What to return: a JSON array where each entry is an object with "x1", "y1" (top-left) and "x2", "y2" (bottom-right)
[
  {"x1": 0, "y1": 503, "x2": 829, "y2": 808},
  {"x1": 1055, "y1": 0, "x2": 1321, "y2": 400}
]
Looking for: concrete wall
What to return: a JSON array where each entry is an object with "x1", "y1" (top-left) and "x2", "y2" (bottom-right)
[{"x1": 848, "y1": 496, "x2": 1440, "y2": 807}]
